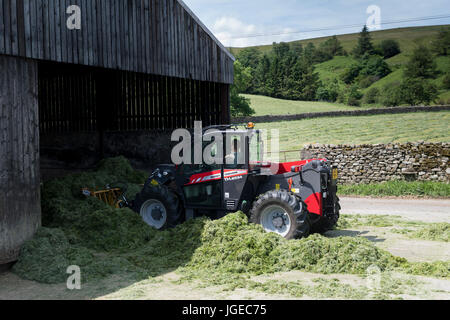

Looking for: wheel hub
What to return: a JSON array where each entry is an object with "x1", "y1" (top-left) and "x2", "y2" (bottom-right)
[
  {"x1": 260, "y1": 205, "x2": 291, "y2": 237},
  {"x1": 151, "y1": 207, "x2": 163, "y2": 220},
  {"x1": 140, "y1": 199, "x2": 167, "y2": 229},
  {"x1": 272, "y1": 215, "x2": 285, "y2": 228}
]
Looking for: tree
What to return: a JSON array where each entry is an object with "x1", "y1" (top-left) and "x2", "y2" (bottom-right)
[
  {"x1": 341, "y1": 63, "x2": 362, "y2": 84},
  {"x1": 353, "y1": 25, "x2": 375, "y2": 58},
  {"x1": 316, "y1": 78, "x2": 340, "y2": 102},
  {"x1": 254, "y1": 54, "x2": 270, "y2": 94},
  {"x1": 379, "y1": 39, "x2": 401, "y2": 59},
  {"x1": 233, "y1": 60, "x2": 252, "y2": 93},
  {"x1": 286, "y1": 59, "x2": 320, "y2": 100},
  {"x1": 272, "y1": 42, "x2": 290, "y2": 58},
  {"x1": 230, "y1": 92, "x2": 254, "y2": 117},
  {"x1": 431, "y1": 28, "x2": 450, "y2": 56},
  {"x1": 404, "y1": 45, "x2": 437, "y2": 79},
  {"x1": 364, "y1": 87, "x2": 380, "y2": 104},
  {"x1": 443, "y1": 72, "x2": 450, "y2": 89},
  {"x1": 236, "y1": 48, "x2": 261, "y2": 70},
  {"x1": 346, "y1": 84, "x2": 363, "y2": 106},
  {"x1": 230, "y1": 61, "x2": 255, "y2": 117},
  {"x1": 359, "y1": 54, "x2": 391, "y2": 78},
  {"x1": 303, "y1": 42, "x2": 317, "y2": 64},
  {"x1": 399, "y1": 78, "x2": 438, "y2": 106},
  {"x1": 381, "y1": 82, "x2": 403, "y2": 107},
  {"x1": 290, "y1": 42, "x2": 303, "y2": 56},
  {"x1": 321, "y1": 35, "x2": 346, "y2": 57},
  {"x1": 235, "y1": 48, "x2": 261, "y2": 93}
]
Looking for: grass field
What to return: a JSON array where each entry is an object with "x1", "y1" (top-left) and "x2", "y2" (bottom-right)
[
  {"x1": 258, "y1": 111, "x2": 450, "y2": 151},
  {"x1": 338, "y1": 181, "x2": 450, "y2": 198},
  {"x1": 243, "y1": 94, "x2": 368, "y2": 116}
]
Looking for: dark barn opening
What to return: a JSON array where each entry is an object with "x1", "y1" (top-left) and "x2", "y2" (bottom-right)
[
  {"x1": 38, "y1": 61, "x2": 231, "y2": 175},
  {"x1": 0, "y1": 0, "x2": 234, "y2": 266}
]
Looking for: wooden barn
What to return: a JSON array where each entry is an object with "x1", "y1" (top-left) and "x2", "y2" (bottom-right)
[{"x1": 0, "y1": 0, "x2": 234, "y2": 265}]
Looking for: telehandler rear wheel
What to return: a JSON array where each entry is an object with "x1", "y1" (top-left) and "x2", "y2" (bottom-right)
[
  {"x1": 250, "y1": 190, "x2": 310, "y2": 240},
  {"x1": 133, "y1": 184, "x2": 181, "y2": 230},
  {"x1": 311, "y1": 196, "x2": 341, "y2": 233}
]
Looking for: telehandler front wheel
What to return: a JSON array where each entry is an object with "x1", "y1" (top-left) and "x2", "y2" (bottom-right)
[
  {"x1": 250, "y1": 190, "x2": 310, "y2": 240},
  {"x1": 133, "y1": 184, "x2": 181, "y2": 230}
]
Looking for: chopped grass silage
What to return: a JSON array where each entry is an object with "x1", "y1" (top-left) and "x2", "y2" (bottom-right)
[
  {"x1": 392, "y1": 223, "x2": 450, "y2": 242},
  {"x1": 12, "y1": 227, "x2": 146, "y2": 284},
  {"x1": 338, "y1": 214, "x2": 450, "y2": 242},
  {"x1": 178, "y1": 212, "x2": 404, "y2": 277},
  {"x1": 13, "y1": 157, "x2": 450, "y2": 287}
]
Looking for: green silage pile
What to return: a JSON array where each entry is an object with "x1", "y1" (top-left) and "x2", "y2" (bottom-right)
[
  {"x1": 185, "y1": 212, "x2": 404, "y2": 275},
  {"x1": 12, "y1": 157, "x2": 450, "y2": 285},
  {"x1": 13, "y1": 227, "x2": 145, "y2": 283}
]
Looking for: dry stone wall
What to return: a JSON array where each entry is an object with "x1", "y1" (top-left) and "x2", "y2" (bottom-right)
[{"x1": 301, "y1": 142, "x2": 450, "y2": 184}]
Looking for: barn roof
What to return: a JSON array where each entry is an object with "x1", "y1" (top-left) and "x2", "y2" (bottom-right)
[{"x1": 0, "y1": 0, "x2": 234, "y2": 84}]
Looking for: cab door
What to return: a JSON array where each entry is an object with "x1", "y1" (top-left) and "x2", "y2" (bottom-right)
[
  {"x1": 175, "y1": 140, "x2": 224, "y2": 210},
  {"x1": 222, "y1": 133, "x2": 250, "y2": 212}
]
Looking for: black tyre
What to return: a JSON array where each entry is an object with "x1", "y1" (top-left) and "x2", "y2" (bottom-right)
[
  {"x1": 132, "y1": 184, "x2": 181, "y2": 230},
  {"x1": 311, "y1": 196, "x2": 341, "y2": 233},
  {"x1": 249, "y1": 190, "x2": 310, "y2": 240}
]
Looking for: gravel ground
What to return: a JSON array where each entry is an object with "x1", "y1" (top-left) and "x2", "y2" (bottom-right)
[{"x1": 339, "y1": 197, "x2": 450, "y2": 223}]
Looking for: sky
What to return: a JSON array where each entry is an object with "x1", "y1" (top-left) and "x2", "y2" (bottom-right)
[{"x1": 183, "y1": 0, "x2": 450, "y2": 47}]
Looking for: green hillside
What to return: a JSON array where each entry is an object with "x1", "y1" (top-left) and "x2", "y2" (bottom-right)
[
  {"x1": 232, "y1": 25, "x2": 450, "y2": 107},
  {"x1": 230, "y1": 25, "x2": 449, "y2": 57}
]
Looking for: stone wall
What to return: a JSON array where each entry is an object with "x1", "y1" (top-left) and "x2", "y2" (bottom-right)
[{"x1": 301, "y1": 142, "x2": 450, "y2": 184}]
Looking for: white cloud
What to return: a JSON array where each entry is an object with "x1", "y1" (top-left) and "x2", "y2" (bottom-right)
[{"x1": 212, "y1": 16, "x2": 298, "y2": 47}]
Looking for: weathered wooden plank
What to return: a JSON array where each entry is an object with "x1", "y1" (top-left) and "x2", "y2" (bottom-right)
[
  {"x1": 106, "y1": 0, "x2": 113, "y2": 69},
  {"x1": 143, "y1": 0, "x2": 150, "y2": 73},
  {"x1": 148, "y1": 0, "x2": 154, "y2": 74},
  {"x1": 132, "y1": 0, "x2": 138, "y2": 71},
  {"x1": 3, "y1": 0, "x2": 12, "y2": 55},
  {"x1": 123, "y1": 0, "x2": 130, "y2": 71},
  {"x1": 28, "y1": 0, "x2": 37, "y2": 58},
  {"x1": 173, "y1": 0, "x2": 179, "y2": 78},
  {"x1": 55, "y1": 0, "x2": 63, "y2": 62},
  {"x1": 23, "y1": 0, "x2": 32, "y2": 57},
  {"x1": 100, "y1": 0, "x2": 108, "y2": 68},
  {"x1": 114, "y1": 0, "x2": 121, "y2": 68},
  {"x1": 138, "y1": 0, "x2": 145, "y2": 72},
  {"x1": 46, "y1": 0, "x2": 56, "y2": 60},
  {"x1": 80, "y1": 0, "x2": 88, "y2": 65},
  {"x1": 9, "y1": 0, "x2": 18, "y2": 55},
  {"x1": 90, "y1": 0, "x2": 97, "y2": 65},
  {"x1": 155, "y1": 0, "x2": 162, "y2": 75},
  {"x1": 109, "y1": 0, "x2": 116, "y2": 69},
  {"x1": 95, "y1": 0, "x2": 103, "y2": 66},
  {"x1": 0, "y1": 55, "x2": 40, "y2": 264},
  {"x1": 35, "y1": 0, "x2": 43, "y2": 59},
  {"x1": 0, "y1": 0, "x2": 4, "y2": 54}
]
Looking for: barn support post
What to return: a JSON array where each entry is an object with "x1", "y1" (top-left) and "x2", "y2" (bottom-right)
[
  {"x1": 0, "y1": 55, "x2": 41, "y2": 265},
  {"x1": 95, "y1": 69, "x2": 117, "y2": 158},
  {"x1": 220, "y1": 84, "x2": 230, "y2": 124}
]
